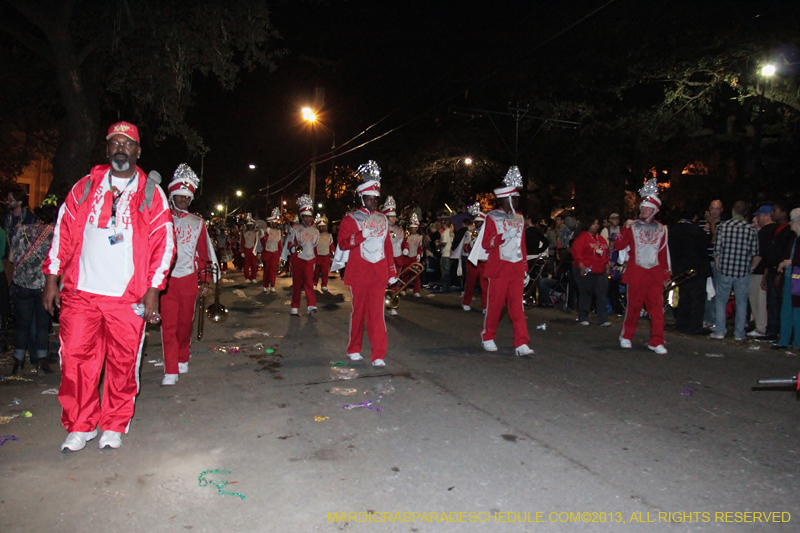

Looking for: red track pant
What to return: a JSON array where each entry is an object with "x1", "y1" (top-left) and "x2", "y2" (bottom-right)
[
  {"x1": 400, "y1": 256, "x2": 421, "y2": 294},
  {"x1": 243, "y1": 248, "x2": 258, "y2": 280},
  {"x1": 290, "y1": 256, "x2": 317, "y2": 308},
  {"x1": 347, "y1": 283, "x2": 387, "y2": 361},
  {"x1": 58, "y1": 290, "x2": 146, "y2": 433},
  {"x1": 262, "y1": 251, "x2": 280, "y2": 288},
  {"x1": 160, "y1": 275, "x2": 198, "y2": 375},
  {"x1": 620, "y1": 281, "x2": 665, "y2": 347},
  {"x1": 463, "y1": 261, "x2": 487, "y2": 309},
  {"x1": 481, "y1": 275, "x2": 529, "y2": 348},
  {"x1": 313, "y1": 255, "x2": 332, "y2": 288}
]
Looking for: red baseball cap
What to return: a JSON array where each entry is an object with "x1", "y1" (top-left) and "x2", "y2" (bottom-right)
[{"x1": 106, "y1": 121, "x2": 140, "y2": 143}]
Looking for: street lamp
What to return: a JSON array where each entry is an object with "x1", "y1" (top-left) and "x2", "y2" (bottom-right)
[
  {"x1": 248, "y1": 164, "x2": 256, "y2": 170},
  {"x1": 761, "y1": 64, "x2": 776, "y2": 77},
  {"x1": 236, "y1": 190, "x2": 243, "y2": 197},
  {"x1": 464, "y1": 158, "x2": 473, "y2": 165},
  {"x1": 302, "y1": 106, "x2": 318, "y2": 201}
]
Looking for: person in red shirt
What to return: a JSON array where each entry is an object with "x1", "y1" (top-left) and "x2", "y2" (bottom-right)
[
  {"x1": 383, "y1": 195, "x2": 405, "y2": 316},
  {"x1": 468, "y1": 166, "x2": 533, "y2": 356},
  {"x1": 43, "y1": 121, "x2": 175, "y2": 452},
  {"x1": 615, "y1": 179, "x2": 672, "y2": 354},
  {"x1": 282, "y1": 195, "x2": 319, "y2": 315},
  {"x1": 462, "y1": 209, "x2": 487, "y2": 312},
  {"x1": 571, "y1": 217, "x2": 610, "y2": 326},
  {"x1": 401, "y1": 213, "x2": 424, "y2": 297},
  {"x1": 333, "y1": 161, "x2": 397, "y2": 366}
]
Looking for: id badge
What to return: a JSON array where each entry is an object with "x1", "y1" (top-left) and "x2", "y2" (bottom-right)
[{"x1": 109, "y1": 233, "x2": 125, "y2": 245}]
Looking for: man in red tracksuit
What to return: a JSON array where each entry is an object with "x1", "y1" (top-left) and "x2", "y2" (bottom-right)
[
  {"x1": 615, "y1": 178, "x2": 672, "y2": 354},
  {"x1": 335, "y1": 160, "x2": 397, "y2": 366},
  {"x1": 462, "y1": 211, "x2": 487, "y2": 312},
  {"x1": 283, "y1": 194, "x2": 319, "y2": 315},
  {"x1": 313, "y1": 216, "x2": 333, "y2": 292},
  {"x1": 261, "y1": 207, "x2": 282, "y2": 293},
  {"x1": 160, "y1": 164, "x2": 218, "y2": 386},
  {"x1": 469, "y1": 166, "x2": 533, "y2": 356},
  {"x1": 43, "y1": 121, "x2": 175, "y2": 452}
]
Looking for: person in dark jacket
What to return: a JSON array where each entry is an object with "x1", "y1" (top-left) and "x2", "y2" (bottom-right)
[
  {"x1": 669, "y1": 208, "x2": 712, "y2": 335},
  {"x1": 762, "y1": 202, "x2": 794, "y2": 341}
]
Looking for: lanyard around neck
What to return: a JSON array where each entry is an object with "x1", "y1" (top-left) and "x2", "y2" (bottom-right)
[{"x1": 108, "y1": 172, "x2": 137, "y2": 225}]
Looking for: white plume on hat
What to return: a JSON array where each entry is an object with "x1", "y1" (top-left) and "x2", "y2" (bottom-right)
[
  {"x1": 494, "y1": 166, "x2": 523, "y2": 199},
  {"x1": 297, "y1": 194, "x2": 314, "y2": 216},
  {"x1": 409, "y1": 213, "x2": 420, "y2": 227},
  {"x1": 356, "y1": 160, "x2": 382, "y2": 196},
  {"x1": 268, "y1": 207, "x2": 281, "y2": 221},
  {"x1": 638, "y1": 177, "x2": 662, "y2": 211},
  {"x1": 382, "y1": 195, "x2": 397, "y2": 215},
  {"x1": 168, "y1": 163, "x2": 200, "y2": 200}
]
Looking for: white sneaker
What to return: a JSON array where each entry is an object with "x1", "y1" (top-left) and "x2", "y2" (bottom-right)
[
  {"x1": 269, "y1": 287, "x2": 276, "y2": 293},
  {"x1": 462, "y1": 304, "x2": 471, "y2": 311},
  {"x1": 389, "y1": 309, "x2": 398, "y2": 316},
  {"x1": 162, "y1": 374, "x2": 179, "y2": 386},
  {"x1": 747, "y1": 330, "x2": 765, "y2": 338},
  {"x1": 515, "y1": 344, "x2": 535, "y2": 356},
  {"x1": 648, "y1": 344, "x2": 668, "y2": 355},
  {"x1": 348, "y1": 352, "x2": 363, "y2": 361},
  {"x1": 178, "y1": 362, "x2": 189, "y2": 374},
  {"x1": 321, "y1": 287, "x2": 328, "y2": 292},
  {"x1": 709, "y1": 332, "x2": 724, "y2": 340},
  {"x1": 599, "y1": 322, "x2": 611, "y2": 327},
  {"x1": 372, "y1": 359, "x2": 386, "y2": 367},
  {"x1": 579, "y1": 320, "x2": 590, "y2": 326},
  {"x1": 60, "y1": 429, "x2": 98, "y2": 453},
  {"x1": 413, "y1": 293, "x2": 420, "y2": 298},
  {"x1": 482, "y1": 340, "x2": 498, "y2": 352},
  {"x1": 98, "y1": 430, "x2": 122, "y2": 449},
  {"x1": 307, "y1": 306, "x2": 318, "y2": 315},
  {"x1": 619, "y1": 338, "x2": 632, "y2": 349},
  {"x1": 262, "y1": 287, "x2": 268, "y2": 292},
  {"x1": 290, "y1": 308, "x2": 299, "y2": 315}
]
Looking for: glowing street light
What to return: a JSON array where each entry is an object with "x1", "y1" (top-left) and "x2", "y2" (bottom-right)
[
  {"x1": 317, "y1": 203, "x2": 323, "y2": 208},
  {"x1": 248, "y1": 164, "x2": 256, "y2": 169},
  {"x1": 464, "y1": 158, "x2": 473, "y2": 165},
  {"x1": 236, "y1": 190, "x2": 243, "y2": 197},
  {"x1": 216, "y1": 204, "x2": 224, "y2": 211},
  {"x1": 302, "y1": 107, "x2": 317, "y2": 122},
  {"x1": 761, "y1": 64, "x2": 776, "y2": 77}
]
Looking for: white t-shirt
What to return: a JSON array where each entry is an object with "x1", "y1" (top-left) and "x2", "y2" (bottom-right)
[{"x1": 78, "y1": 173, "x2": 137, "y2": 296}]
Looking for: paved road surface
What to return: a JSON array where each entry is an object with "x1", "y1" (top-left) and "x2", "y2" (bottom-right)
[{"x1": 1, "y1": 271, "x2": 798, "y2": 532}]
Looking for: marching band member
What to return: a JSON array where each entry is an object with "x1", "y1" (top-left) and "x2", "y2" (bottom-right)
[
  {"x1": 469, "y1": 166, "x2": 534, "y2": 356},
  {"x1": 462, "y1": 206, "x2": 487, "y2": 312},
  {"x1": 261, "y1": 207, "x2": 282, "y2": 293},
  {"x1": 240, "y1": 217, "x2": 260, "y2": 282},
  {"x1": 615, "y1": 178, "x2": 672, "y2": 354},
  {"x1": 282, "y1": 195, "x2": 319, "y2": 315},
  {"x1": 401, "y1": 213, "x2": 424, "y2": 297},
  {"x1": 313, "y1": 215, "x2": 334, "y2": 292},
  {"x1": 384, "y1": 196, "x2": 405, "y2": 316},
  {"x1": 160, "y1": 164, "x2": 218, "y2": 386},
  {"x1": 333, "y1": 161, "x2": 397, "y2": 366}
]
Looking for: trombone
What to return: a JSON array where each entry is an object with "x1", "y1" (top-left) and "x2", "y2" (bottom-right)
[
  {"x1": 197, "y1": 262, "x2": 227, "y2": 340},
  {"x1": 384, "y1": 262, "x2": 424, "y2": 309}
]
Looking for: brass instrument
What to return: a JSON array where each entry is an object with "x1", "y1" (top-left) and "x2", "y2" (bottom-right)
[
  {"x1": 205, "y1": 262, "x2": 228, "y2": 326},
  {"x1": 471, "y1": 229, "x2": 479, "y2": 239},
  {"x1": 295, "y1": 244, "x2": 304, "y2": 254},
  {"x1": 196, "y1": 262, "x2": 218, "y2": 340},
  {"x1": 384, "y1": 262, "x2": 424, "y2": 309},
  {"x1": 663, "y1": 269, "x2": 697, "y2": 297},
  {"x1": 390, "y1": 231, "x2": 397, "y2": 239}
]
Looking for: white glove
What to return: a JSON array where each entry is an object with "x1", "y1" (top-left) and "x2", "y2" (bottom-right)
[
  {"x1": 402, "y1": 249, "x2": 409, "y2": 256},
  {"x1": 241, "y1": 253, "x2": 245, "y2": 258},
  {"x1": 524, "y1": 273, "x2": 530, "y2": 286},
  {"x1": 362, "y1": 228, "x2": 370, "y2": 238},
  {"x1": 388, "y1": 277, "x2": 398, "y2": 285}
]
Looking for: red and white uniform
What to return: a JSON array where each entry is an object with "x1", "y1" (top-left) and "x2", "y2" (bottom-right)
[
  {"x1": 388, "y1": 223, "x2": 405, "y2": 273},
  {"x1": 615, "y1": 220, "x2": 671, "y2": 347},
  {"x1": 260, "y1": 227, "x2": 282, "y2": 289},
  {"x1": 402, "y1": 232, "x2": 424, "y2": 294},
  {"x1": 470, "y1": 210, "x2": 529, "y2": 347},
  {"x1": 314, "y1": 231, "x2": 334, "y2": 288},
  {"x1": 462, "y1": 229, "x2": 488, "y2": 310},
  {"x1": 283, "y1": 222, "x2": 319, "y2": 309},
  {"x1": 337, "y1": 208, "x2": 396, "y2": 361},
  {"x1": 161, "y1": 209, "x2": 216, "y2": 375},
  {"x1": 44, "y1": 164, "x2": 175, "y2": 434},
  {"x1": 240, "y1": 228, "x2": 260, "y2": 280}
]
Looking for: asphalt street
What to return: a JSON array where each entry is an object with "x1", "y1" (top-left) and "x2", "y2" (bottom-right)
[{"x1": 1, "y1": 270, "x2": 799, "y2": 532}]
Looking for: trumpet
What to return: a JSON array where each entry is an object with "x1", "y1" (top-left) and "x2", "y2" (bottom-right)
[
  {"x1": 471, "y1": 229, "x2": 479, "y2": 238},
  {"x1": 384, "y1": 262, "x2": 424, "y2": 309},
  {"x1": 295, "y1": 243, "x2": 304, "y2": 254}
]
